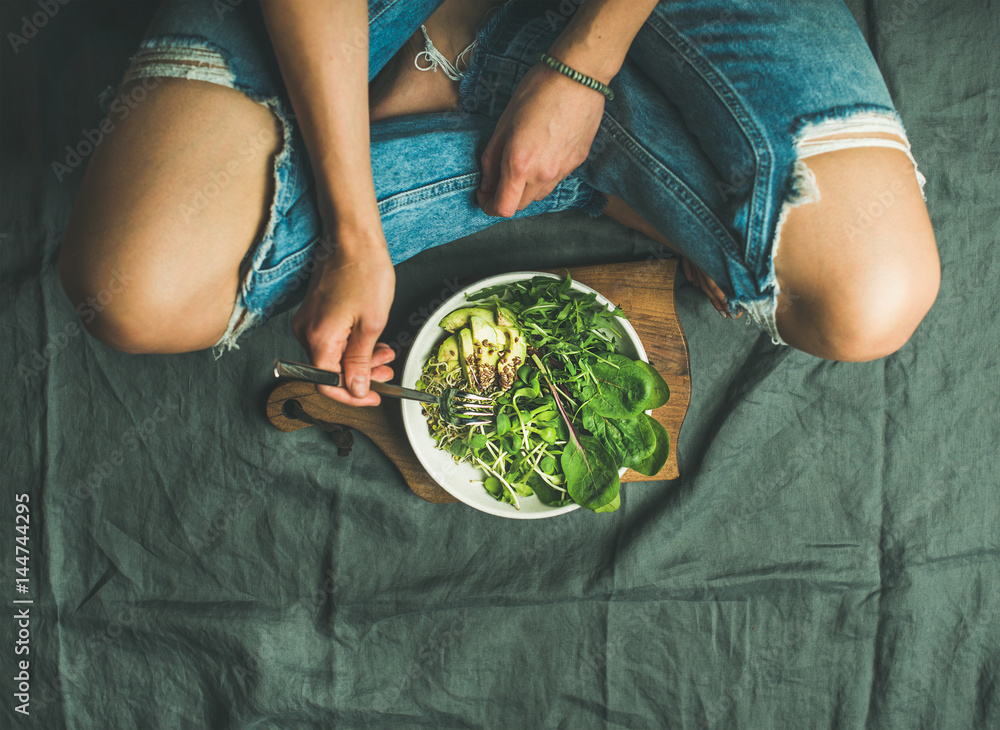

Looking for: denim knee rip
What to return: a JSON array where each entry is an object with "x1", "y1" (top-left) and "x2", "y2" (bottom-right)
[
  {"x1": 740, "y1": 108, "x2": 928, "y2": 346},
  {"x1": 118, "y1": 38, "x2": 296, "y2": 357}
]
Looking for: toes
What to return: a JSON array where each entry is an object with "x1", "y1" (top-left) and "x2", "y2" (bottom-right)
[{"x1": 681, "y1": 257, "x2": 735, "y2": 318}]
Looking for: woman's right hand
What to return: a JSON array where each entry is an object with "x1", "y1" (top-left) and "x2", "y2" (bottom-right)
[
  {"x1": 292, "y1": 230, "x2": 397, "y2": 407},
  {"x1": 261, "y1": 0, "x2": 397, "y2": 404}
]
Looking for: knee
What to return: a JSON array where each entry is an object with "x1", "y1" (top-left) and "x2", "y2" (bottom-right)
[
  {"x1": 776, "y1": 236, "x2": 940, "y2": 362},
  {"x1": 867, "y1": 253, "x2": 940, "y2": 359},
  {"x1": 825, "y1": 256, "x2": 938, "y2": 362},
  {"x1": 58, "y1": 254, "x2": 141, "y2": 353},
  {"x1": 772, "y1": 144, "x2": 940, "y2": 362},
  {"x1": 57, "y1": 249, "x2": 223, "y2": 355}
]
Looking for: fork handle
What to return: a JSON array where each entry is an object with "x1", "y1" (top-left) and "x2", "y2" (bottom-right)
[{"x1": 273, "y1": 359, "x2": 438, "y2": 405}]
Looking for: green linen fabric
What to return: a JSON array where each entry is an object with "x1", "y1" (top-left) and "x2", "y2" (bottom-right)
[{"x1": 2, "y1": 1, "x2": 998, "y2": 728}]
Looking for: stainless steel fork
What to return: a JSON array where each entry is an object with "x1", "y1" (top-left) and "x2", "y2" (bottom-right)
[{"x1": 273, "y1": 359, "x2": 493, "y2": 427}]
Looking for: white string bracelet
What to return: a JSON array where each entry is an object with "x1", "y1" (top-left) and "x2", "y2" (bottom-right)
[{"x1": 414, "y1": 24, "x2": 477, "y2": 81}]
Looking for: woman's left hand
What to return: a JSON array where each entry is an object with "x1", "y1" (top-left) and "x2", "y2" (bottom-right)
[{"x1": 476, "y1": 63, "x2": 605, "y2": 218}]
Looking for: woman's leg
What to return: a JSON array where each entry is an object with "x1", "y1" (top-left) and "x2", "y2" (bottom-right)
[
  {"x1": 58, "y1": 78, "x2": 280, "y2": 353},
  {"x1": 771, "y1": 142, "x2": 938, "y2": 360},
  {"x1": 604, "y1": 139, "x2": 938, "y2": 361},
  {"x1": 370, "y1": 0, "x2": 503, "y2": 121},
  {"x1": 57, "y1": 0, "x2": 444, "y2": 354},
  {"x1": 369, "y1": 0, "x2": 939, "y2": 364},
  {"x1": 582, "y1": 0, "x2": 939, "y2": 361}
]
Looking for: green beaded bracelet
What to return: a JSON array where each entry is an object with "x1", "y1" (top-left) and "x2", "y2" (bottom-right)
[{"x1": 537, "y1": 52, "x2": 615, "y2": 101}]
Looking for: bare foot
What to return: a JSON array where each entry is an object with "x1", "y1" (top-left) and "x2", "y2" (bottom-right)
[
  {"x1": 603, "y1": 195, "x2": 738, "y2": 318},
  {"x1": 369, "y1": 0, "x2": 502, "y2": 122}
]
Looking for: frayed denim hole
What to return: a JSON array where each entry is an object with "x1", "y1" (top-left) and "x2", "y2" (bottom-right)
[
  {"x1": 213, "y1": 308, "x2": 260, "y2": 357},
  {"x1": 205, "y1": 92, "x2": 295, "y2": 354},
  {"x1": 123, "y1": 39, "x2": 236, "y2": 88},
  {"x1": 746, "y1": 108, "x2": 925, "y2": 347},
  {"x1": 458, "y1": 1, "x2": 513, "y2": 98},
  {"x1": 793, "y1": 109, "x2": 927, "y2": 199},
  {"x1": 458, "y1": 1, "x2": 526, "y2": 118}
]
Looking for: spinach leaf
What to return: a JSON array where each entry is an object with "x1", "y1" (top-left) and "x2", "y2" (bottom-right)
[
  {"x1": 594, "y1": 492, "x2": 620, "y2": 513},
  {"x1": 581, "y1": 405, "x2": 626, "y2": 464},
  {"x1": 588, "y1": 354, "x2": 654, "y2": 418},
  {"x1": 561, "y1": 435, "x2": 620, "y2": 511},
  {"x1": 535, "y1": 354, "x2": 620, "y2": 512},
  {"x1": 633, "y1": 360, "x2": 670, "y2": 410},
  {"x1": 615, "y1": 414, "x2": 670, "y2": 477}
]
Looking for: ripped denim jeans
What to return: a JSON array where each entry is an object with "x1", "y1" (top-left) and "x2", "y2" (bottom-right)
[{"x1": 115, "y1": 0, "x2": 925, "y2": 352}]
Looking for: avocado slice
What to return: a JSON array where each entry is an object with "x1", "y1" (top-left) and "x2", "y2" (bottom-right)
[
  {"x1": 496, "y1": 327, "x2": 527, "y2": 391},
  {"x1": 436, "y1": 334, "x2": 459, "y2": 371},
  {"x1": 470, "y1": 315, "x2": 501, "y2": 392},
  {"x1": 438, "y1": 307, "x2": 495, "y2": 332},
  {"x1": 458, "y1": 328, "x2": 477, "y2": 389},
  {"x1": 495, "y1": 303, "x2": 518, "y2": 328}
]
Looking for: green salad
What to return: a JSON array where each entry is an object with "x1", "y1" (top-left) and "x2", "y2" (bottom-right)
[{"x1": 417, "y1": 274, "x2": 669, "y2": 513}]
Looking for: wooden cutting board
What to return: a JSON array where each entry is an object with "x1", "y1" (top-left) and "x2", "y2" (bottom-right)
[{"x1": 266, "y1": 258, "x2": 690, "y2": 503}]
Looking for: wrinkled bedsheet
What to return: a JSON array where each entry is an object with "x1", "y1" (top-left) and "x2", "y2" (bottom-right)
[{"x1": 2, "y1": 1, "x2": 998, "y2": 727}]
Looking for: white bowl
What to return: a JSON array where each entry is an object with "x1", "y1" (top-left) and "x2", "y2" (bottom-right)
[{"x1": 401, "y1": 272, "x2": 647, "y2": 519}]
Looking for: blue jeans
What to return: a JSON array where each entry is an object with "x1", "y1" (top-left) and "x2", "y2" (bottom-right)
[{"x1": 116, "y1": 0, "x2": 923, "y2": 351}]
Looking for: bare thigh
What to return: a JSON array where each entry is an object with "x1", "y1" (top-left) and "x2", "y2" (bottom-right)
[{"x1": 58, "y1": 78, "x2": 281, "y2": 353}]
